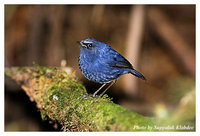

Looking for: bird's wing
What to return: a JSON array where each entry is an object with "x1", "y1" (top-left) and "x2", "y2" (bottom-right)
[{"x1": 103, "y1": 49, "x2": 133, "y2": 69}]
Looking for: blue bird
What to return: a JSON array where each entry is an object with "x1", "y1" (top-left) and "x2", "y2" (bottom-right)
[{"x1": 77, "y1": 38, "x2": 146, "y2": 97}]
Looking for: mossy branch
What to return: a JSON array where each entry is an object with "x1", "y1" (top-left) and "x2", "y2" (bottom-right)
[{"x1": 5, "y1": 65, "x2": 155, "y2": 131}]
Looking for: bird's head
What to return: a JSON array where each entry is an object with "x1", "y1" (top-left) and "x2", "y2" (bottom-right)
[{"x1": 77, "y1": 38, "x2": 103, "y2": 55}]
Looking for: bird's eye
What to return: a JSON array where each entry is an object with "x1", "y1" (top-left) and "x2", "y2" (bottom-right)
[{"x1": 88, "y1": 43, "x2": 92, "y2": 47}]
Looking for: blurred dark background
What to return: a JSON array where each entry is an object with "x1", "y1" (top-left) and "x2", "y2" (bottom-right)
[{"x1": 5, "y1": 5, "x2": 195, "y2": 131}]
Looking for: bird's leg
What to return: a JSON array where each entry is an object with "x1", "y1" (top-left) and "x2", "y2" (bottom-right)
[
  {"x1": 92, "y1": 83, "x2": 106, "y2": 97},
  {"x1": 99, "y1": 80, "x2": 116, "y2": 97}
]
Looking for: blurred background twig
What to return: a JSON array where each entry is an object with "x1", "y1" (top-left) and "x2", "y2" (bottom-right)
[{"x1": 122, "y1": 5, "x2": 145, "y2": 96}]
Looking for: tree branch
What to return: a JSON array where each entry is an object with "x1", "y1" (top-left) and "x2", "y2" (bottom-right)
[{"x1": 5, "y1": 65, "x2": 155, "y2": 131}]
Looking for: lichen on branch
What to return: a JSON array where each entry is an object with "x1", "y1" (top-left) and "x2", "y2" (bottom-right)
[{"x1": 5, "y1": 65, "x2": 155, "y2": 131}]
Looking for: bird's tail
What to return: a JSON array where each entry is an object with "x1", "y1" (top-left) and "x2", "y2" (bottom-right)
[{"x1": 130, "y1": 69, "x2": 146, "y2": 81}]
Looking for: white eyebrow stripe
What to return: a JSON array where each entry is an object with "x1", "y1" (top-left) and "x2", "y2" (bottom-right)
[{"x1": 83, "y1": 40, "x2": 93, "y2": 44}]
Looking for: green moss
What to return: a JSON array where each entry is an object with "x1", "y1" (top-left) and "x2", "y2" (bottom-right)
[
  {"x1": 75, "y1": 111, "x2": 83, "y2": 119},
  {"x1": 74, "y1": 104, "x2": 79, "y2": 109},
  {"x1": 68, "y1": 117, "x2": 72, "y2": 122},
  {"x1": 105, "y1": 125, "x2": 110, "y2": 131},
  {"x1": 68, "y1": 108, "x2": 74, "y2": 114},
  {"x1": 5, "y1": 63, "x2": 156, "y2": 131},
  {"x1": 109, "y1": 118, "x2": 116, "y2": 124}
]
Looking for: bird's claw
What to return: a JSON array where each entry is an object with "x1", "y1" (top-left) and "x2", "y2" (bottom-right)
[{"x1": 79, "y1": 94, "x2": 100, "y2": 100}]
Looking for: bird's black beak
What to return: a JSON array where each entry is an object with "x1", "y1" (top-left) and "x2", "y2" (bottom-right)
[
  {"x1": 76, "y1": 41, "x2": 87, "y2": 48},
  {"x1": 76, "y1": 41, "x2": 81, "y2": 45}
]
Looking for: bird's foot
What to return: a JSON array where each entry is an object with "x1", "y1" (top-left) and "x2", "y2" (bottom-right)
[{"x1": 79, "y1": 94, "x2": 100, "y2": 100}]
